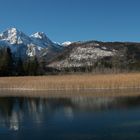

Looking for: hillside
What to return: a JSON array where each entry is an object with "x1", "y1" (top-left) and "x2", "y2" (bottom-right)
[{"x1": 48, "y1": 41, "x2": 140, "y2": 72}]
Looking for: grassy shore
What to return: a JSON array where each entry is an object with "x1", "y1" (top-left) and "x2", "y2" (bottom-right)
[{"x1": 0, "y1": 73, "x2": 140, "y2": 91}]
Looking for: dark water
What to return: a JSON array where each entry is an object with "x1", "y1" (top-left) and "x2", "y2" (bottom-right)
[{"x1": 0, "y1": 95, "x2": 140, "y2": 140}]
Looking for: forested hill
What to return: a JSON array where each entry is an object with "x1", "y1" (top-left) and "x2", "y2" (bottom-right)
[{"x1": 48, "y1": 41, "x2": 140, "y2": 73}]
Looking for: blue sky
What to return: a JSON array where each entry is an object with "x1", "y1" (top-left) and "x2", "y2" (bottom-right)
[{"x1": 0, "y1": 0, "x2": 140, "y2": 43}]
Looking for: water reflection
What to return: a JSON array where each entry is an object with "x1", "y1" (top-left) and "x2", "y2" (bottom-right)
[{"x1": 0, "y1": 95, "x2": 140, "y2": 132}]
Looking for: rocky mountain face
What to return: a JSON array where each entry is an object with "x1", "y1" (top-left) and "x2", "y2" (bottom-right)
[
  {"x1": 48, "y1": 41, "x2": 140, "y2": 72},
  {"x1": 0, "y1": 28, "x2": 62, "y2": 60},
  {"x1": 48, "y1": 42, "x2": 116, "y2": 69}
]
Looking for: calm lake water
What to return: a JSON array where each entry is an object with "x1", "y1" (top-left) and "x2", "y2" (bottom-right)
[{"x1": 0, "y1": 93, "x2": 140, "y2": 140}]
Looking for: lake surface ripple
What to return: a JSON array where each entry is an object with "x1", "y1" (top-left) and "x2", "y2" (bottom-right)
[{"x1": 0, "y1": 92, "x2": 140, "y2": 139}]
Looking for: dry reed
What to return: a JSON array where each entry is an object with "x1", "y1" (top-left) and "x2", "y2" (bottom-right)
[{"x1": 0, "y1": 73, "x2": 140, "y2": 91}]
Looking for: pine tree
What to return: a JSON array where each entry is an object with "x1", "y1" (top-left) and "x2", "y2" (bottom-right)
[
  {"x1": 16, "y1": 58, "x2": 24, "y2": 76},
  {"x1": 0, "y1": 47, "x2": 14, "y2": 76},
  {"x1": 23, "y1": 57, "x2": 39, "y2": 76}
]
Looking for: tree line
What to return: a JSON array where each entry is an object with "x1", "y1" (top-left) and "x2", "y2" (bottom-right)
[
  {"x1": 0, "y1": 45, "x2": 140, "y2": 76},
  {"x1": 0, "y1": 47, "x2": 46, "y2": 76}
]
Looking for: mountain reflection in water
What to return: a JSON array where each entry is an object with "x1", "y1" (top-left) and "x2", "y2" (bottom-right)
[{"x1": 0, "y1": 95, "x2": 140, "y2": 140}]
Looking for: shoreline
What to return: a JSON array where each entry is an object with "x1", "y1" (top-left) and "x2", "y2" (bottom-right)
[
  {"x1": 0, "y1": 88, "x2": 140, "y2": 98},
  {"x1": 0, "y1": 86, "x2": 140, "y2": 91}
]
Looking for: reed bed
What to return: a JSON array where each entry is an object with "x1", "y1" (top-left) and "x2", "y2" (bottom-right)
[{"x1": 0, "y1": 73, "x2": 140, "y2": 91}]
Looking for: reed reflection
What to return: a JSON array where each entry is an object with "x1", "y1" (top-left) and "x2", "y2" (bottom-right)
[{"x1": 0, "y1": 96, "x2": 140, "y2": 131}]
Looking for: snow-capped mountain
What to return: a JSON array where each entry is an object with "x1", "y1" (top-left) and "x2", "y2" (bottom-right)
[
  {"x1": 62, "y1": 41, "x2": 72, "y2": 46},
  {"x1": 30, "y1": 32, "x2": 60, "y2": 48},
  {"x1": 0, "y1": 28, "x2": 32, "y2": 45},
  {"x1": 0, "y1": 28, "x2": 62, "y2": 58}
]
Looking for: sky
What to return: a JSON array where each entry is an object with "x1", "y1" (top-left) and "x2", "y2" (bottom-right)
[{"x1": 0, "y1": 0, "x2": 140, "y2": 43}]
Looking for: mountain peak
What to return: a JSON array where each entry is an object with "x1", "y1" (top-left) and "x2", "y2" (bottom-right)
[
  {"x1": 31, "y1": 32, "x2": 47, "y2": 39},
  {"x1": 0, "y1": 27, "x2": 21, "y2": 38},
  {"x1": 4, "y1": 27, "x2": 22, "y2": 37},
  {"x1": 30, "y1": 32, "x2": 54, "y2": 47},
  {"x1": 62, "y1": 41, "x2": 72, "y2": 46},
  {"x1": 8, "y1": 27, "x2": 19, "y2": 33},
  {"x1": 0, "y1": 27, "x2": 30, "y2": 45},
  {"x1": 0, "y1": 27, "x2": 62, "y2": 58}
]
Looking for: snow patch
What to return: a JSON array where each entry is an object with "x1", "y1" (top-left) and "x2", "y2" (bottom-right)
[
  {"x1": 49, "y1": 46, "x2": 116, "y2": 68},
  {"x1": 31, "y1": 32, "x2": 46, "y2": 39},
  {"x1": 62, "y1": 41, "x2": 72, "y2": 46}
]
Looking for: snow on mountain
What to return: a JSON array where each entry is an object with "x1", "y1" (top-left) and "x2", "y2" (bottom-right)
[
  {"x1": 0, "y1": 28, "x2": 62, "y2": 58},
  {"x1": 48, "y1": 42, "x2": 117, "y2": 69},
  {"x1": 62, "y1": 41, "x2": 72, "y2": 46},
  {"x1": 30, "y1": 32, "x2": 61, "y2": 49},
  {"x1": 0, "y1": 28, "x2": 31, "y2": 45},
  {"x1": 31, "y1": 32, "x2": 46, "y2": 39},
  {"x1": 31, "y1": 32, "x2": 53, "y2": 46}
]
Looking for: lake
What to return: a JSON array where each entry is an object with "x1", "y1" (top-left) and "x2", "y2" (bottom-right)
[{"x1": 0, "y1": 93, "x2": 140, "y2": 140}]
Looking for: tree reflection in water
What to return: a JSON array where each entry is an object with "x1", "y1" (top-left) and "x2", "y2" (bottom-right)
[{"x1": 0, "y1": 96, "x2": 140, "y2": 132}]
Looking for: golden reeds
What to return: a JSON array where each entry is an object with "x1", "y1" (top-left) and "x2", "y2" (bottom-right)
[{"x1": 0, "y1": 73, "x2": 140, "y2": 91}]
